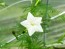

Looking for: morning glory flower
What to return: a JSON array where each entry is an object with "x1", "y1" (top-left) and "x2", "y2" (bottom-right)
[{"x1": 20, "y1": 12, "x2": 43, "y2": 36}]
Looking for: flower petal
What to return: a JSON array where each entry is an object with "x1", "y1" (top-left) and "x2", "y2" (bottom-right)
[
  {"x1": 35, "y1": 17, "x2": 42, "y2": 24},
  {"x1": 34, "y1": 25, "x2": 43, "y2": 32},
  {"x1": 27, "y1": 12, "x2": 35, "y2": 21},
  {"x1": 20, "y1": 20, "x2": 31, "y2": 28},
  {"x1": 27, "y1": 27, "x2": 35, "y2": 36}
]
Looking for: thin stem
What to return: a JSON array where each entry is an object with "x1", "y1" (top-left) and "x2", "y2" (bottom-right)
[
  {"x1": 35, "y1": 0, "x2": 41, "y2": 6},
  {"x1": 0, "y1": 33, "x2": 23, "y2": 47},
  {"x1": 0, "y1": 0, "x2": 29, "y2": 12},
  {"x1": 51, "y1": 11, "x2": 65, "y2": 20},
  {"x1": 43, "y1": 0, "x2": 49, "y2": 49}
]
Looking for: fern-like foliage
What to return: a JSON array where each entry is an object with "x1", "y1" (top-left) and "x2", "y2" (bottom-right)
[{"x1": 0, "y1": 0, "x2": 65, "y2": 49}]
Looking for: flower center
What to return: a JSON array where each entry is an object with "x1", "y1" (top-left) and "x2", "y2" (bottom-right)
[
  {"x1": 30, "y1": 21, "x2": 35, "y2": 26},
  {"x1": 31, "y1": 22, "x2": 35, "y2": 26}
]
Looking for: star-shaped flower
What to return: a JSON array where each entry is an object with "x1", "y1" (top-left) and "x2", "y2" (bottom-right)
[{"x1": 20, "y1": 12, "x2": 43, "y2": 36}]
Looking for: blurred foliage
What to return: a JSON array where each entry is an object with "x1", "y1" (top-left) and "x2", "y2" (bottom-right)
[{"x1": 0, "y1": 0, "x2": 65, "y2": 49}]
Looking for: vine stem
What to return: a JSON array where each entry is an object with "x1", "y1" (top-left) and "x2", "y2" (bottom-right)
[{"x1": 43, "y1": 0, "x2": 49, "y2": 49}]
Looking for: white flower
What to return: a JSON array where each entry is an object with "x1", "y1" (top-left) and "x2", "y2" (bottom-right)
[{"x1": 20, "y1": 12, "x2": 43, "y2": 36}]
